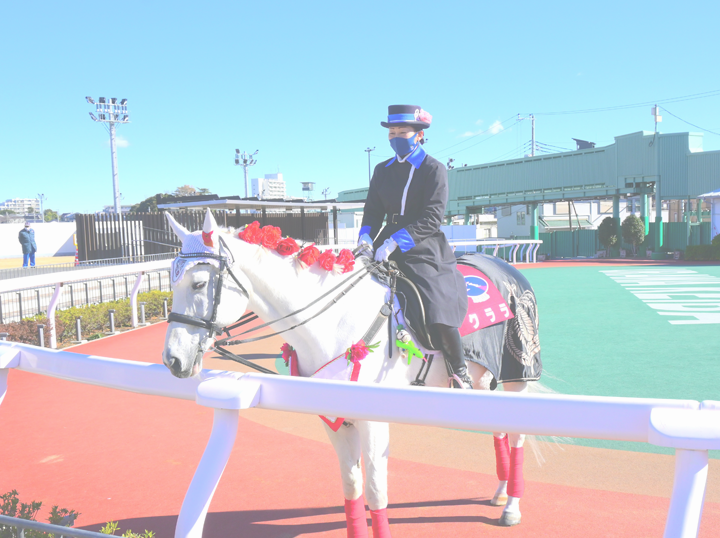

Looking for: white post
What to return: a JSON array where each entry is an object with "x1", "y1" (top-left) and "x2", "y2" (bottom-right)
[
  {"x1": 174, "y1": 408, "x2": 239, "y2": 538},
  {"x1": 130, "y1": 272, "x2": 144, "y2": 328},
  {"x1": 663, "y1": 448, "x2": 709, "y2": 538},
  {"x1": 47, "y1": 283, "x2": 63, "y2": 349}
]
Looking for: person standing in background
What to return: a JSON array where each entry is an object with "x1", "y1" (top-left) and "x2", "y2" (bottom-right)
[{"x1": 18, "y1": 222, "x2": 37, "y2": 267}]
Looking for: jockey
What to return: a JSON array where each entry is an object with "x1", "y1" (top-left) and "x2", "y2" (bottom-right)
[{"x1": 358, "y1": 104, "x2": 472, "y2": 389}]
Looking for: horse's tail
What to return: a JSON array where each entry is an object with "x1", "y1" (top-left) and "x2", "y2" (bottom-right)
[{"x1": 524, "y1": 378, "x2": 573, "y2": 467}]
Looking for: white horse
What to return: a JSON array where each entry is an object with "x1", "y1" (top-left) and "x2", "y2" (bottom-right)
[{"x1": 163, "y1": 212, "x2": 531, "y2": 536}]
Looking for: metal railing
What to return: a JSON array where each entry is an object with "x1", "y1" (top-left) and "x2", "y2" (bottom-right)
[
  {"x1": 0, "y1": 514, "x2": 109, "y2": 537},
  {"x1": 0, "y1": 341, "x2": 717, "y2": 538},
  {"x1": 0, "y1": 260, "x2": 172, "y2": 346},
  {"x1": 449, "y1": 239, "x2": 543, "y2": 263},
  {"x1": 0, "y1": 252, "x2": 176, "y2": 281}
]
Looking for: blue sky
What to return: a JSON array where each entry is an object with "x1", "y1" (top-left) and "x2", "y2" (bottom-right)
[{"x1": 1, "y1": 0, "x2": 719, "y2": 214}]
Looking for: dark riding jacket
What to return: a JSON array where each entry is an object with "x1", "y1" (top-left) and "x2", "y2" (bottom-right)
[
  {"x1": 18, "y1": 228, "x2": 37, "y2": 255},
  {"x1": 360, "y1": 145, "x2": 468, "y2": 327}
]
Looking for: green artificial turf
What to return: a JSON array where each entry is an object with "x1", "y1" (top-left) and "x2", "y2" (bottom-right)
[{"x1": 519, "y1": 264, "x2": 720, "y2": 457}]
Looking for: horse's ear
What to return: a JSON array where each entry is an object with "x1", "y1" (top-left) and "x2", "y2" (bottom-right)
[
  {"x1": 165, "y1": 212, "x2": 190, "y2": 242},
  {"x1": 203, "y1": 209, "x2": 218, "y2": 235},
  {"x1": 202, "y1": 210, "x2": 219, "y2": 248}
]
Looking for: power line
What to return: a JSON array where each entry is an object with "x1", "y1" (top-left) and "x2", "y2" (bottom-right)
[
  {"x1": 440, "y1": 120, "x2": 520, "y2": 158},
  {"x1": 433, "y1": 115, "x2": 518, "y2": 156},
  {"x1": 659, "y1": 106, "x2": 720, "y2": 137},
  {"x1": 530, "y1": 89, "x2": 720, "y2": 116}
]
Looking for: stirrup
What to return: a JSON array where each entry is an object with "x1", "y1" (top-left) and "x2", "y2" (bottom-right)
[{"x1": 450, "y1": 373, "x2": 473, "y2": 390}]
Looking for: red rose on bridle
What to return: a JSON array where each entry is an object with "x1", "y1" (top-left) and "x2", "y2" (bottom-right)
[
  {"x1": 336, "y1": 249, "x2": 355, "y2": 273},
  {"x1": 318, "y1": 250, "x2": 337, "y2": 271},
  {"x1": 238, "y1": 221, "x2": 262, "y2": 244},
  {"x1": 297, "y1": 245, "x2": 320, "y2": 267},
  {"x1": 276, "y1": 237, "x2": 300, "y2": 256},
  {"x1": 260, "y1": 225, "x2": 282, "y2": 249}
]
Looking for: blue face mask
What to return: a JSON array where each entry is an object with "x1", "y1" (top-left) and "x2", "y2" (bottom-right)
[{"x1": 389, "y1": 134, "x2": 418, "y2": 157}]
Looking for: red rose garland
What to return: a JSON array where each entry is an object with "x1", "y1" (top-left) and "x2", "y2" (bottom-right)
[{"x1": 238, "y1": 222, "x2": 355, "y2": 273}]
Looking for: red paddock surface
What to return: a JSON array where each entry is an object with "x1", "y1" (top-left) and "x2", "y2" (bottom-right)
[{"x1": 1, "y1": 321, "x2": 719, "y2": 537}]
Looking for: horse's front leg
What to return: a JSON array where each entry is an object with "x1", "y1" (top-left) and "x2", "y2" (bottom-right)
[
  {"x1": 493, "y1": 381, "x2": 527, "y2": 527},
  {"x1": 357, "y1": 420, "x2": 391, "y2": 538},
  {"x1": 324, "y1": 422, "x2": 369, "y2": 538}
]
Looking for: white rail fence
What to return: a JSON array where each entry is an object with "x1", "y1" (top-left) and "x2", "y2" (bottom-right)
[
  {"x1": 1, "y1": 341, "x2": 717, "y2": 538},
  {"x1": 0, "y1": 260, "x2": 172, "y2": 347},
  {"x1": 449, "y1": 239, "x2": 543, "y2": 263}
]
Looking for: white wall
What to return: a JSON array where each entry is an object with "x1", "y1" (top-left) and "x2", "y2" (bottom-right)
[{"x1": 0, "y1": 222, "x2": 76, "y2": 258}]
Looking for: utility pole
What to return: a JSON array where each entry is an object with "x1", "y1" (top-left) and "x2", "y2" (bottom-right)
[
  {"x1": 235, "y1": 150, "x2": 259, "y2": 198},
  {"x1": 37, "y1": 193, "x2": 46, "y2": 222},
  {"x1": 364, "y1": 147, "x2": 375, "y2": 184},
  {"x1": 322, "y1": 187, "x2": 331, "y2": 199},
  {"x1": 86, "y1": 97, "x2": 129, "y2": 214},
  {"x1": 517, "y1": 114, "x2": 536, "y2": 156}
]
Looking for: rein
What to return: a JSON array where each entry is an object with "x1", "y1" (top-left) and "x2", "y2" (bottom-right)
[{"x1": 169, "y1": 241, "x2": 389, "y2": 375}]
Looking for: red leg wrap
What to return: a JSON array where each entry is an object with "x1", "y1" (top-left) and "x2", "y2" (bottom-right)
[
  {"x1": 507, "y1": 446, "x2": 525, "y2": 498},
  {"x1": 344, "y1": 497, "x2": 369, "y2": 538},
  {"x1": 493, "y1": 435, "x2": 510, "y2": 482},
  {"x1": 370, "y1": 508, "x2": 391, "y2": 538}
]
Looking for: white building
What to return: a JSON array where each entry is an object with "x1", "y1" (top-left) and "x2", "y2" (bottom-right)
[
  {"x1": 251, "y1": 173, "x2": 286, "y2": 200},
  {"x1": 101, "y1": 205, "x2": 132, "y2": 214},
  {"x1": 0, "y1": 198, "x2": 40, "y2": 214}
]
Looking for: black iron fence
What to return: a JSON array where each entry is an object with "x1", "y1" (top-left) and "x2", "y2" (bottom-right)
[
  {"x1": 0, "y1": 270, "x2": 171, "y2": 324},
  {"x1": 75, "y1": 211, "x2": 330, "y2": 262}
]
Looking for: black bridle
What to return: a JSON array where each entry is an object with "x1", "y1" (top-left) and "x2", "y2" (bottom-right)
[
  {"x1": 167, "y1": 243, "x2": 381, "y2": 375},
  {"x1": 167, "y1": 237, "x2": 250, "y2": 341}
]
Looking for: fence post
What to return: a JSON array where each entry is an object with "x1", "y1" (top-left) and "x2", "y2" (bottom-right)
[
  {"x1": 663, "y1": 448, "x2": 709, "y2": 538},
  {"x1": 84, "y1": 282, "x2": 89, "y2": 305},
  {"x1": 175, "y1": 407, "x2": 239, "y2": 538},
  {"x1": 130, "y1": 272, "x2": 144, "y2": 328},
  {"x1": 17, "y1": 292, "x2": 23, "y2": 321},
  {"x1": 35, "y1": 289, "x2": 41, "y2": 315},
  {"x1": 163, "y1": 297, "x2": 169, "y2": 319},
  {"x1": 47, "y1": 283, "x2": 63, "y2": 349},
  {"x1": 98, "y1": 280, "x2": 103, "y2": 303},
  {"x1": 139, "y1": 302, "x2": 148, "y2": 327},
  {"x1": 74, "y1": 317, "x2": 87, "y2": 344},
  {"x1": 107, "y1": 309, "x2": 117, "y2": 335},
  {"x1": 37, "y1": 325, "x2": 45, "y2": 348}
]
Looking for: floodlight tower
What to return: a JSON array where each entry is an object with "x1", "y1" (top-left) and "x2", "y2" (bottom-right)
[
  {"x1": 86, "y1": 96, "x2": 130, "y2": 214},
  {"x1": 235, "y1": 150, "x2": 259, "y2": 198}
]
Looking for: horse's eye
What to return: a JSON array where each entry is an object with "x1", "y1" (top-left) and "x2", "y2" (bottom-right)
[{"x1": 192, "y1": 281, "x2": 207, "y2": 291}]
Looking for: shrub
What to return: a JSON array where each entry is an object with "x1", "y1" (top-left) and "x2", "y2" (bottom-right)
[
  {"x1": 0, "y1": 318, "x2": 64, "y2": 346},
  {"x1": 622, "y1": 214, "x2": 646, "y2": 256},
  {"x1": 100, "y1": 521, "x2": 155, "y2": 537},
  {"x1": 598, "y1": 217, "x2": 618, "y2": 252},
  {"x1": 0, "y1": 292, "x2": 172, "y2": 346},
  {"x1": 712, "y1": 233, "x2": 720, "y2": 246},
  {"x1": 685, "y1": 244, "x2": 720, "y2": 261},
  {"x1": 0, "y1": 490, "x2": 79, "y2": 538}
]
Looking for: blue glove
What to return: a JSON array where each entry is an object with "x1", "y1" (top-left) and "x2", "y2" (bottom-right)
[{"x1": 374, "y1": 238, "x2": 398, "y2": 262}]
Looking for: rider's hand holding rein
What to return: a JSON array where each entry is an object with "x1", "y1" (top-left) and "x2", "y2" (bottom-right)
[{"x1": 375, "y1": 238, "x2": 398, "y2": 262}]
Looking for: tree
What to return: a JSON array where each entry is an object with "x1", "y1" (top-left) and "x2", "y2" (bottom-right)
[
  {"x1": 622, "y1": 214, "x2": 646, "y2": 256},
  {"x1": 130, "y1": 193, "x2": 171, "y2": 213},
  {"x1": 597, "y1": 217, "x2": 618, "y2": 253},
  {"x1": 173, "y1": 185, "x2": 197, "y2": 197},
  {"x1": 44, "y1": 208, "x2": 59, "y2": 222}
]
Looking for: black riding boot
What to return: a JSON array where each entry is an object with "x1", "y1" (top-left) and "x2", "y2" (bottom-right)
[{"x1": 431, "y1": 324, "x2": 473, "y2": 389}]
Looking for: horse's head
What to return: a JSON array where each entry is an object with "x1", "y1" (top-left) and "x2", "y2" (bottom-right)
[{"x1": 163, "y1": 210, "x2": 251, "y2": 378}]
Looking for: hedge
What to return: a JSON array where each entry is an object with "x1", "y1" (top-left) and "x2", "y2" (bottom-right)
[
  {"x1": 684, "y1": 244, "x2": 720, "y2": 261},
  {"x1": 0, "y1": 291, "x2": 173, "y2": 347}
]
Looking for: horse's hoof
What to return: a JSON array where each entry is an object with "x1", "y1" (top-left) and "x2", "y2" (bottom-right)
[
  {"x1": 498, "y1": 511, "x2": 521, "y2": 526},
  {"x1": 490, "y1": 493, "x2": 508, "y2": 506}
]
